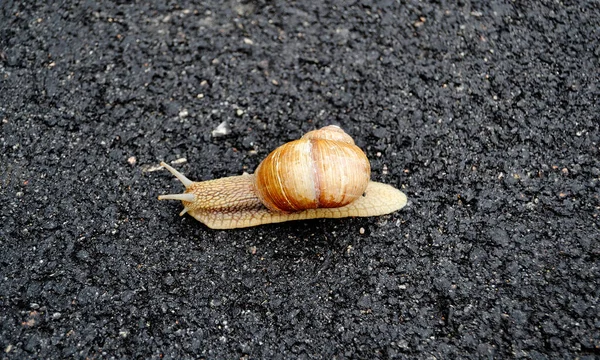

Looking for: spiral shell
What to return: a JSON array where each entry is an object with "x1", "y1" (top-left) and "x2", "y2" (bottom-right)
[{"x1": 253, "y1": 125, "x2": 371, "y2": 212}]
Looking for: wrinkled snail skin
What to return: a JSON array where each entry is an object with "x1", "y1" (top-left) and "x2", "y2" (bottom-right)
[
  {"x1": 158, "y1": 164, "x2": 407, "y2": 229},
  {"x1": 158, "y1": 126, "x2": 408, "y2": 229}
]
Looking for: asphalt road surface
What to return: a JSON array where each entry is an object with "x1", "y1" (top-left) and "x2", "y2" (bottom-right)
[{"x1": 1, "y1": 1, "x2": 598, "y2": 358}]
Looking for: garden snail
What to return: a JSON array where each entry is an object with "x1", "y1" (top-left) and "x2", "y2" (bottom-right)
[{"x1": 158, "y1": 125, "x2": 407, "y2": 229}]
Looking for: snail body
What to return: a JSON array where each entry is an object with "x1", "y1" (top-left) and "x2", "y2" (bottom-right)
[{"x1": 158, "y1": 125, "x2": 407, "y2": 229}]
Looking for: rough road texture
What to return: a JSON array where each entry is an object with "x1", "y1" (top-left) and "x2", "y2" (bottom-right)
[{"x1": 1, "y1": 1, "x2": 599, "y2": 358}]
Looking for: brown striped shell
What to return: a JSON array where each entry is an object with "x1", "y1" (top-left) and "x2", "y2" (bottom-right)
[{"x1": 253, "y1": 125, "x2": 371, "y2": 212}]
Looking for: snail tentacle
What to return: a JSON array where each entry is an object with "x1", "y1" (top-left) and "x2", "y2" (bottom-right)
[
  {"x1": 158, "y1": 162, "x2": 197, "y2": 215},
  {"x1": 160, "y1": 161, "x2": 193, "y2": 188}
]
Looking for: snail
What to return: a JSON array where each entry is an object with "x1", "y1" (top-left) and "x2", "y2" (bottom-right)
[{"x1": 158, "y1": 125, "x2": 407, "y2": 229}]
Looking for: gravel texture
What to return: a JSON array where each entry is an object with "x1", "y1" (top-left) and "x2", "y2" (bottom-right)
[{"x1": 1, "y1": 1, "x2": 599, "y2": 358}]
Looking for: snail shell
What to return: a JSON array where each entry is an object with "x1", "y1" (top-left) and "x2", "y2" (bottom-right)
[
  {"x1": 254, "y1": 125, "x2": 370, "y2": 212},
  {"x1": 158, "y1": 125, "x2": 407, "y2": 229}
]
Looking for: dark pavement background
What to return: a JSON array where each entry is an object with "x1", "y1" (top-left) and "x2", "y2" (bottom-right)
[{"x1": 1, "y1": 1, "x2": 599, "y2": 358}]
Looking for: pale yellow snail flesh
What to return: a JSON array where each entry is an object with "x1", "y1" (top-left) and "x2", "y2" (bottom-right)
[{"x1": 158, "y1": 126, "x2": 407, "y2": 229}]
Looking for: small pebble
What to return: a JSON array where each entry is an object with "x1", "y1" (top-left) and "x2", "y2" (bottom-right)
[{"x1": 212, "y1": 121, "x2": 231, "y2": 138}]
